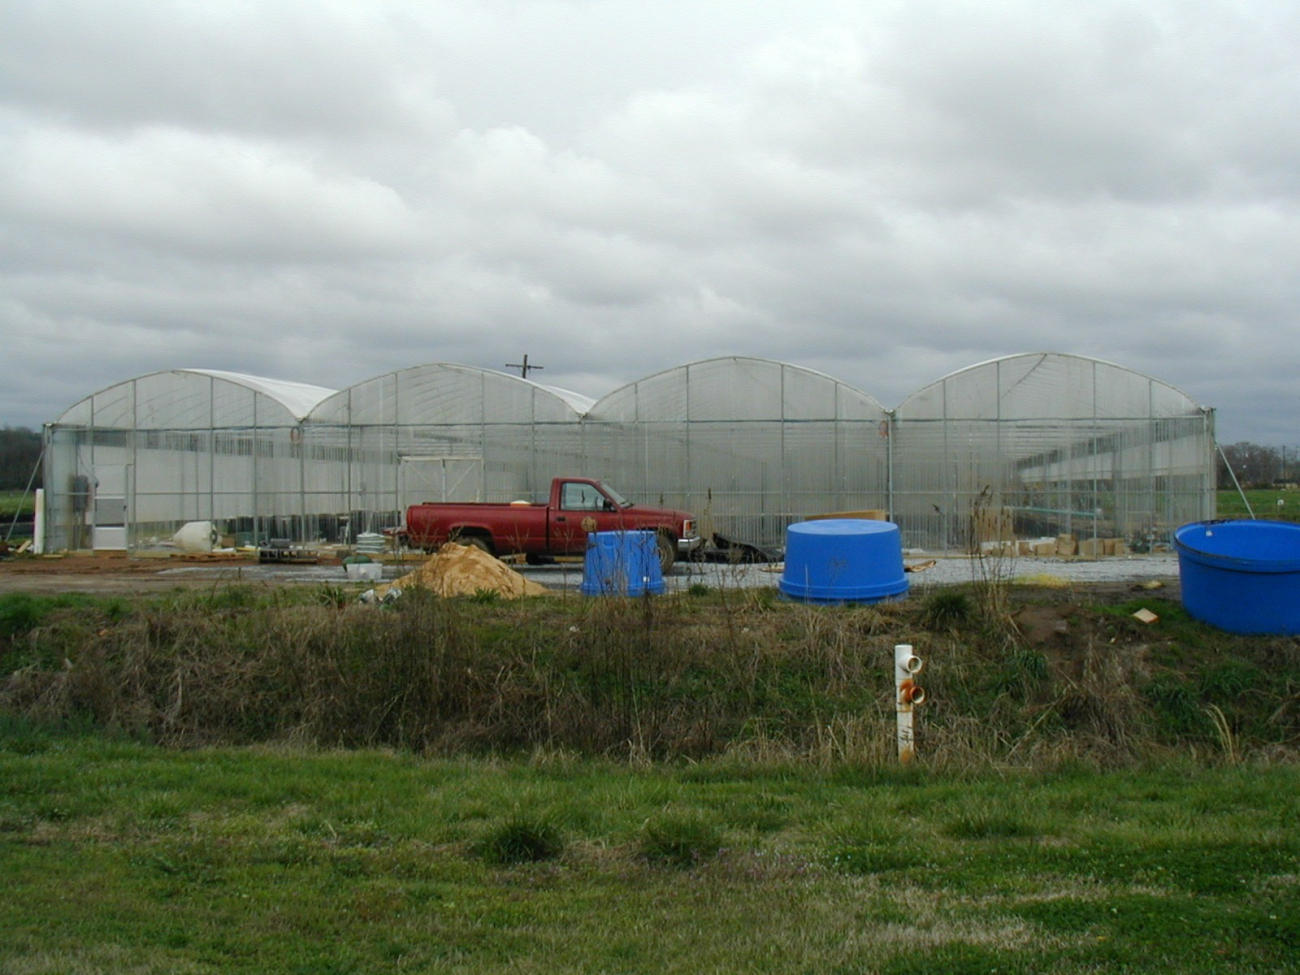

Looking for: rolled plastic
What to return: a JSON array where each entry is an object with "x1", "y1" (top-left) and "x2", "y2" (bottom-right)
[{"x1": 172, "y1": 520, "x2": 218, "y2": 553}]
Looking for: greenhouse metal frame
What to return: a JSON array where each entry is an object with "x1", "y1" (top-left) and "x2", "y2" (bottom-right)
[{"x1": 41, "y1": 353, "x2": 1215, "y2": 555}]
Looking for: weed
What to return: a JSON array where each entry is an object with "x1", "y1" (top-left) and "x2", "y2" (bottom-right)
[
  {"x1": 1144, "y1": 676, "x2": 1210, "y2": 739},
  {"x1": 967, "y1": 485, "x2": 1017, "y2": 625},
  {"x1": 920, "y1": 589, "x2": 972, "y2": 631},
  {"x1": 992, "y1": 645, "x2": 1050, "y2": 699},
  {"x1": 314, "y1": 585, "x2": 351, "y2": 609},
  {"x1": 1203, "y1": 704, "x2": 1239, "y2": 763},
  {"x1": 474, "y1": 815, "x2": 565, "y2": 865},
  {"x1": 639, "y1": 812, "x2": 723, "y2": 868},
  {"x1": 943, "y1": 806, "x2": 1044, "y2": 840},
  {"x1": 0, "y1": 593, "x2": 42, "y2": 641},
  {"x1": 5, "y1": 580, "x2": 1300, "y2": 767},
  {"x1": 1199, "y1": 660, "x2": 1262, "y2": 702}
]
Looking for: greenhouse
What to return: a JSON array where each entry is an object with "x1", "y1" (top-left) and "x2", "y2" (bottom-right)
[
  {"x1": 43, "y1": 369, "x2": 336, "y2": 552},
  {"x1": 889, "y1": 354, "x2": 1215, "y2": 553},
  {"x1": 301, "y1": 363, "x2": 589, "y2": 539},
  {"x1": 39, "y1": 353, "x2": 1216, "y2": 556},
  {"x1": 581, "y1": 358, "x2": 891, "y2": 550}
]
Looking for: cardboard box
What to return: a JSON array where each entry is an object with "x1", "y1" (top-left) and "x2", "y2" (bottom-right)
[
  {"x1": 974, "y1": 507, "x2": 1016, "y2": 543},
  {"x1": 1078, "y1": 538, "x2": 1103, "y2": 559}
]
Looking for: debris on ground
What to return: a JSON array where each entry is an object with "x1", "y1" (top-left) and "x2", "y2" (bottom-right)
[
  {"x1": 1016, "y1": 573, "x2": 1070, "y2": 588},
  {"x1": 1132, "y1": 607, "x2": 1159, "y2": 624},
  {"x1": 377, "y1": 542, "x2": 550, "y2": 600},
  {"x1": 700, "y1": 532, "x2": 783, "y2": 564},
  {"x1": 258, "y1": 539, "x2": 319, "y2": 564}
]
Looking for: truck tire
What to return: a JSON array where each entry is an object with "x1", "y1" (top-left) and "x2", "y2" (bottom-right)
[
  {"x1": 451, "y1": 531, "x2": 494, "y2": 556},
  {"x1": 656, "y1": 532, "x2": 676, "y2": 575}
]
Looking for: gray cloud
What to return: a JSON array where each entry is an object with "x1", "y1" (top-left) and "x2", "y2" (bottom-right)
[{"x1": 2, "y1": 0, "x2": 1297, "y2": 444}]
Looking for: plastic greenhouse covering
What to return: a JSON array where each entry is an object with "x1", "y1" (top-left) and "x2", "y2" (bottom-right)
[{"x1": 42, "y1": 354, "x2": 1214, "y2": 555}]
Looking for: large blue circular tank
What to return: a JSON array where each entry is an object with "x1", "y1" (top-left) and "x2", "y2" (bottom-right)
[
  {"x1": 779, "y1": 519, "x2": 908, "y2": 605},
  {"x1": 1174, "y1": 520, "x2": 1300, "y2": 635}
]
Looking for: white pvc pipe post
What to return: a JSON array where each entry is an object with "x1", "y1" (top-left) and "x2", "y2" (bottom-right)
[
  {"x1": 33, "y1": 489, "x2": 45, "y2": 555},
  {"x1": 894, "y1": 644, "x2": 925, "y2": 764}
]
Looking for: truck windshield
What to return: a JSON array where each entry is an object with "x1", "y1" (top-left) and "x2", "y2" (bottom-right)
[{"x1": 599, "y1": 483, "x2": 633, "y2": 508}]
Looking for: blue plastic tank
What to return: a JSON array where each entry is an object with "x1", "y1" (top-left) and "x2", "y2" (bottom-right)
[
  {"x1": 1174, "y1": 520, "x2": 1300, "y2": 635},
  {"x1": 779, "y1": 519, "x2": 908, "y2": 605},
  {"x1": 581, "y1": 530, "x2": 665, "y2": 597}
]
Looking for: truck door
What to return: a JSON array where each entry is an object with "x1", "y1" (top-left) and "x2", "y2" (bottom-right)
[{"x1": 551, "y1": 481, "x2": 614, "y2": 552}]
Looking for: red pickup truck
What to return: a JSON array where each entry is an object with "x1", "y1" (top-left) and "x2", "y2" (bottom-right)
[{"x1": 396, "y1": 478, "x2": 701, "y2": 573}]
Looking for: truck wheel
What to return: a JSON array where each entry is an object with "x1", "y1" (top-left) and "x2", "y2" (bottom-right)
[
  {"x1": 656, "y1": 533, "x2": 676, "y2": 575},
  {"x1": 451, "y1": 532, "x2": 494, "y2": 556}
]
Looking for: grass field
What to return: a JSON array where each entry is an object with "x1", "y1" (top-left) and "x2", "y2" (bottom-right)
[
  {"x1": 3, "y1": 576, "x2": 1300, "y2": 972},
  {"x1": 2, "y1": 731, "x2": 1298, "y2": 974},
  {"x1": 1216, "y1": 487, "x2": 1300, "y2": 522},
  {"x1": 0, "y1": 489, "x2": 34, "y2": 520}
]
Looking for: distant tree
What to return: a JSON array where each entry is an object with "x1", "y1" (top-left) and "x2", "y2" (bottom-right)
[
  {"x1": 0, "y1": 427, "x2": 42, "y2": 491},
  {"x1": 1217, "y1": 442, "x2": 1282, "y2": 489}
]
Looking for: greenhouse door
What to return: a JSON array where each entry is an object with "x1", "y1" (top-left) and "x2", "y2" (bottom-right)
[
  {"x1": 92, "y1": 465, "x2": 130, "y2": 551},
  {"x1": 398, "y1": 458, "x2": 483, "y2": 507}
]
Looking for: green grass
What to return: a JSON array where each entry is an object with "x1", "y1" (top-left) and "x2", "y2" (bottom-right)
[
  {"x1": 1, "y1": 732, "x2": 1297, "y2": 973},
  {"x1": 1216, "y1": 487, "x2": 1300, "y2": 522},
  {"x1": 0, "y1": 489, "x2": 35, "y2": 520},
  {"x1": 6, "y1": 580, "x2": 1300, "y2": 763}
]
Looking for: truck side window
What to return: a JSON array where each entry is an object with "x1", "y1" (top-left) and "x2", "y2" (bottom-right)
[{"x1": 561, "y1": 483, "x2": 603, "y2": 511}]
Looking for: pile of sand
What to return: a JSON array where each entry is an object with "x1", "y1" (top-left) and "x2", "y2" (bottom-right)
[{"x1": 379, "y1": 542, "x2": 549, "y2": 599}]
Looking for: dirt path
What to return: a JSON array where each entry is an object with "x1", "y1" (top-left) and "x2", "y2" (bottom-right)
[{"x1": 0, "y1": 554, "x2": 287, "y2": 594}]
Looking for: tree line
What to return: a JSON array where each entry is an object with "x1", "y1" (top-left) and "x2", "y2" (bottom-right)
[
  {"x1": 0, "y1": 427, "x2": 42, "y2": 491},
  {"x1": 1217, "y1": 442, "x2": 1300, "y2": 489}
]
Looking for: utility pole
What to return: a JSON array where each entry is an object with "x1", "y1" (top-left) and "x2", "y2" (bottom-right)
[{"x1": 506, "y1": 354, "x2": 543, "y2": 379}]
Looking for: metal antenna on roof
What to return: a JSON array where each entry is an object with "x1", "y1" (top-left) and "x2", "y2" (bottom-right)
[{"x1": 506, "y1": 354, "x2": 543, "y2": 379}]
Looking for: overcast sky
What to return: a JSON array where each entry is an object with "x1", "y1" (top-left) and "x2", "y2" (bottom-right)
[{"x1": 3, "y1": 0, "x2": 1297, "y2": 443}]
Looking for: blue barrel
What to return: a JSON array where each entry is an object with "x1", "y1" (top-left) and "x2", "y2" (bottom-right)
[
  {"x1": 779, "y1": 519, "x2": 908, "y2": 604},
  {"x1": 581, "y1": 530, "x2": 665, "y2": 597},
  {"x1": 1174, "y1": 520, "x2": 1300, "y2": 635}
]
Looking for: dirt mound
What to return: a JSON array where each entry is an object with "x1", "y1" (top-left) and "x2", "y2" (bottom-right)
[{"x1": 381, "y1": 543, "x2": 549, "y2": 599}]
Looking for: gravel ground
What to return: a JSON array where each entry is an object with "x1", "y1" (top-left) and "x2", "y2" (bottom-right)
[
  {"x1": 152, "y1": 552, "x2": 1182, "y2": 593},
  {"x1": 658, "y1": 553, "x2": 1182, "y2": 594},
  {"x1": 0, "y1": 551, "x2": 1183, "y2": 596}
]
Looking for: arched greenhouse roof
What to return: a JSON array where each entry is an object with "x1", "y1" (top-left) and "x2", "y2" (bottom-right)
[
  {"x1": 182, "y1": 369, "x2": 337, "y2": 420},
  {"x1": 587, "y1": 356, "x2": 888, "y2": 423},
  {"x1": 307, "y1": 363, "x2": 585, "y2": 426},
  {"x1": 894, "y1": 352, "x2": 1206, "y2": 422},
  {"x1": 52, "y1": 369, "x2": 337, "y2": 429}
]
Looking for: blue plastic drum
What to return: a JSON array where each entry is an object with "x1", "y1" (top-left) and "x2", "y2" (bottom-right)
[
  {"x1": 581, "y1": 530, "x2": 665, "y2": 597},
  {"x1": 779, "y1": 519, "x2": 908, "y2": 605}
]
